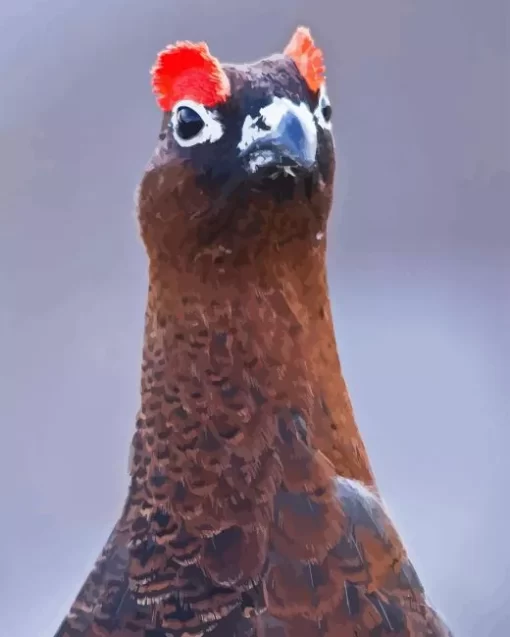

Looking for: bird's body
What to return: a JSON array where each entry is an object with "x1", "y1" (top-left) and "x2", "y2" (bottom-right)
[{"x1": 55, "y1": 28, "x2": 453, "y2": 637}]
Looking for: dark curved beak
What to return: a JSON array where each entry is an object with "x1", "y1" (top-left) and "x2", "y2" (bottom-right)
[{"x1": 239, "y1": 108, "x2": 317, "y2": 175}]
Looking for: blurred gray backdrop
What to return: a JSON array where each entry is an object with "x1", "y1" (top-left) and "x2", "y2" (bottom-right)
[{"x1": 1, "y1": 1, "x2": 508, "y2": 636}]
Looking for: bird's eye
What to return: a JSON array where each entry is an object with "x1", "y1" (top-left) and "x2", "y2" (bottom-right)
[
  {"x1": 169, "y1": 100, "x2": 224, "y2": 148},
  {"x1": 175, "y1": 106, "x2": 205, "y2": 140},
  {"x1": 314, "y1": 87, "x2": 333, "y2": 131},
  {"x1": 321, "y1": 103, "x2": 332, "y2": 123}
]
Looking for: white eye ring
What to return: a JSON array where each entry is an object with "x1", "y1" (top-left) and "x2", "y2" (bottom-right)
[
  {"x1": 314, "y1": 85, "x2": 333, "y2": 131},
  {"x1": 169, "y1": 99, "x2": 224, "y2": 148}
]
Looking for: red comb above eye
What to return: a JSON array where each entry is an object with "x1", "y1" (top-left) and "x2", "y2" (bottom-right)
[
  {"x1": 151, "y1": 41, "x2": 231, "y2": 112},
  {"x1": 283, "y1": 26, "x2": 325, "y2": 92}
]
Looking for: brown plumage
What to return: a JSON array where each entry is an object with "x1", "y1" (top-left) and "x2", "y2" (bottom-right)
[{"x1": 54, "y1": 26, "x2": 453, "y2": 637}]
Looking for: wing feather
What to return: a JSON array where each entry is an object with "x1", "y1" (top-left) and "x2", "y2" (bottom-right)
[{"x1": 261, "y1": 474, "x2": 453, "y2": 637}]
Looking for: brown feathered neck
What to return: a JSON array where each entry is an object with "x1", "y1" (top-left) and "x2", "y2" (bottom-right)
[{"x1": 140, "y1": 231, "x2": 375, "y2": 486}]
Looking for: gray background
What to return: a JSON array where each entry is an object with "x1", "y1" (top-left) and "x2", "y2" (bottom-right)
[{"x1": 1, "y1": 1, "x2": 508, "y2": 636}]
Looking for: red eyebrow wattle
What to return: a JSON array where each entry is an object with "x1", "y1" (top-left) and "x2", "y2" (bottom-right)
[
  {"x1": 283, "y1": 26, "x2": 326, "y2": 92},
  {"x1": 151, "y1": 41, "x2": 231, "y2": 112}
]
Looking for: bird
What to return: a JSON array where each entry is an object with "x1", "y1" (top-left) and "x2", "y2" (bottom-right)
[{"x1": 54, "y1": 26, "x2": 454, "y2": 637}]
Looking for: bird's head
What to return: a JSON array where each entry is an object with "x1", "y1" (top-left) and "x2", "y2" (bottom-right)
[{"x1": 137, "y1": 27, "x2": 335, "y2": 279}]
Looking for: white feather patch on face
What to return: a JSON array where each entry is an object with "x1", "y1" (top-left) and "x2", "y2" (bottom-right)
[
  {"x1": 170, "y1": 99, "x2": 224, "y2": 147},
  {"x1": 246, "y1": 150, "x2": 276, "y2": 173},
  {"x1": 237, "y1": 96, "x2": 318, "y2": 157}
]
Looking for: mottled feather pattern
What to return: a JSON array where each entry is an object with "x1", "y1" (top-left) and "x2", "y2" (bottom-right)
[
  {"x1": 56, "y1": 287, "x2": 453, "y2": 637},
  {"x1": 54, "y1": 26, "x2": 454, "y2": 637}
]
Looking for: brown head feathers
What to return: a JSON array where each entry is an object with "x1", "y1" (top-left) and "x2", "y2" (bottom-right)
[{"x1": 140, "y1": 27, "x2": 335, "y2": 284}]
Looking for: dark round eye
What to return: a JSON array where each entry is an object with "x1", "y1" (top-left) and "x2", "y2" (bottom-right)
[
  {"x1": 321, "y1": 102, "x2": 332, "y2": 123},
  {"x1": 175, "y1": 106, "x2": 204, "y2": 140}
]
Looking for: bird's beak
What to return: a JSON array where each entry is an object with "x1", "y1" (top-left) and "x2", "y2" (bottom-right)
[{"x1": 238, "y1": 99, "x2": 317, "y2": 176}]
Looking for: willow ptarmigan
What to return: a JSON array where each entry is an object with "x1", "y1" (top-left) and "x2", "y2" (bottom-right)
[{"x1": 54, "y1": 26, "x2": 454, "y2": 637}]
